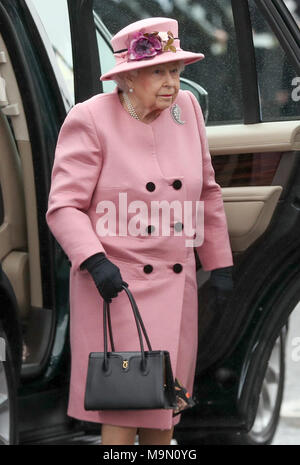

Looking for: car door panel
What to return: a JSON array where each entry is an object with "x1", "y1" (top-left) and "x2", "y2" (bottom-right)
[
  {"x1": 207, "y1": 120, "x2": 299, "y2": 250},
  {"x1": 223, "y1": 185, "x2": 282, "y2": 251},
  {"x1": 208, "y1": 121, "x2": 300, "y2": 153}
]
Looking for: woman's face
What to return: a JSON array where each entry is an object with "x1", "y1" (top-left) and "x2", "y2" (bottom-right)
[{"x1": 126, "y1": 61, "x2": 182, "y2": 114}]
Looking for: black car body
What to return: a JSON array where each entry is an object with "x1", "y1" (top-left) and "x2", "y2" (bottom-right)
[{"x1": 0, "y1": 0, "x2": 299, "y2": 445}]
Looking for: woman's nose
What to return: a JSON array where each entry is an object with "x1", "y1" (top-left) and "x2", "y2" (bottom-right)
[{"x1": 165, "y1": 72, "x2": 176, "y2": 86}]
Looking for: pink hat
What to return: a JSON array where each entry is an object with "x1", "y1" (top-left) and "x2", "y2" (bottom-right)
[{"x1": 100, "y1": 17, "x2": 205, "y2": 81}]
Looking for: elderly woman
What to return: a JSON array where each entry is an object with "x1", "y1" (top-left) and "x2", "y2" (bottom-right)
[{"x1": 46, "y1": 17, "x2": 233, "y2": 445}]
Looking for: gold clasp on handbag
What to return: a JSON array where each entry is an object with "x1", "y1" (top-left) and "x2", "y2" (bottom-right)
[{"x1": 122, "y1": 360, "x2": 129, "y2": 369}]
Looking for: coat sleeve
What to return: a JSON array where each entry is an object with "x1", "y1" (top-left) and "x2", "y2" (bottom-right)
[
  {"x1": 46, "y1": 102, "x2": 106, "y2": 270},
  {"x1": 186, "y1": 91, "x2": 233, "y2": 271}
]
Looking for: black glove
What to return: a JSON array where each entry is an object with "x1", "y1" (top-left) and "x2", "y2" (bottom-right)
[
  {"x1": 208, "y1": 265, "x2": 234, "y2": 310},
  {"x1": 80, "y1": 253, "x2": 128, "y2": 303}
]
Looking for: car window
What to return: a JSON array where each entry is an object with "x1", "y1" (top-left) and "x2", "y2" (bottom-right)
[
  {"x1": 95, "y1": 30, "x2": 116, "y2": 94},
  {"x1": 30, "y1": 0, "x2": 74, "y2": 104},
  {"x1": 249, "y1": 0, "x2": 300, "y2": 120},
  {"x1": 93, "y1": 0, "x2": 244, "y2": 126}
]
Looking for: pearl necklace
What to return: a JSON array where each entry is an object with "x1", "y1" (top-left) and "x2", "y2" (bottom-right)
[{"x1": 122, "y1": 92, "x2": 140, "y2": 120}]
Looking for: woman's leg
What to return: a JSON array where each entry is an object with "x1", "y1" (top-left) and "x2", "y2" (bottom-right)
[
  {"x1": 101, "y1": 424, "x2": 137, "y2": 445},
  {"x1": 138, "y1": 426, "x2": 174, "y2": 445}
]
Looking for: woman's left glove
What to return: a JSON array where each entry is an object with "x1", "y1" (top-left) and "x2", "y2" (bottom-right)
[{"x1": 208, "y1": 265, "x2": 234, "y2": 310}]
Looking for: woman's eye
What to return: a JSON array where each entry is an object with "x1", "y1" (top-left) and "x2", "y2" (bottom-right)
[{"x1": 154, "y1": 69, "x2": 161, "y2": 74}]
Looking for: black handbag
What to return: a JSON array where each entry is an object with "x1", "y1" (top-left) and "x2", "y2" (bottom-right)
[{"x1": 84, "y1": 284, "x2": 177, "y2": 411}]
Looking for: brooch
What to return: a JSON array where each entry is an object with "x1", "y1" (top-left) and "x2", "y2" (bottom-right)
[{"x1": 170, "y1": 103, "x2": 185, "y2": 125}]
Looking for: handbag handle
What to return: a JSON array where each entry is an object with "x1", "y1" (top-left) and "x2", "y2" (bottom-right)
[{"x1": 103, "y1": 285, "x2": 153, "y2": 371}]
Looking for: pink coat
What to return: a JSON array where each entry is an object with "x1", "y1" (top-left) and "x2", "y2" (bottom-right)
[{"x1": 46, "y1": 88, "x2": 233, "y2": 430}]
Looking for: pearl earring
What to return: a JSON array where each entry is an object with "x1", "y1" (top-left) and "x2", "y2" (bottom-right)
[{"x1": 129, "y1": 88, "x2": 133, "y2": 93}]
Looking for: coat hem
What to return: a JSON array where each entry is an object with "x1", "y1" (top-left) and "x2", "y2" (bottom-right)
[{"x1": 67, "y1": 409, "x2": 182, "y2": 430}]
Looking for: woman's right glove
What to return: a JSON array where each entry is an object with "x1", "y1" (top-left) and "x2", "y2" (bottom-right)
[
  {"x1": 80, "y1": 253, "x2": 128, "y2": 303},
  {"x1": 208, "y1": 265, "x2": 234, "y2": 311}
]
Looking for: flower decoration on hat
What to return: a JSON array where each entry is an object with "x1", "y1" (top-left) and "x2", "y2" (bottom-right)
[{"x1": 127, "y1": 30, "x2": 177, "y2": 61}]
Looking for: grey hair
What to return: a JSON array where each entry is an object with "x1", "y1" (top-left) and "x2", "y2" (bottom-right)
[
  {"x1": 113, "y1": 70, "x2": 139, "y2": 92},
  {"x1": 176, "y1": 60, "x2": 186, "y2": 73},
  {"x1": 113, "y1": 60, "x2": 185, "y2": 91}
]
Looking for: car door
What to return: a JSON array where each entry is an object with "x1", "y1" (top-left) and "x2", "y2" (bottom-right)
[
  {"x1": 65, "y1": 0, "x2": 300, "y2": 444},
  {"x1": 0, "y1": 0, "x2": 78, "y2": 443}
]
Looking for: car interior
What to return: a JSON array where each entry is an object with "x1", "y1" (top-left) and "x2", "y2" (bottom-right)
[{"x1": 0, "y1": 33, "x2": 52, "y2": 377}]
